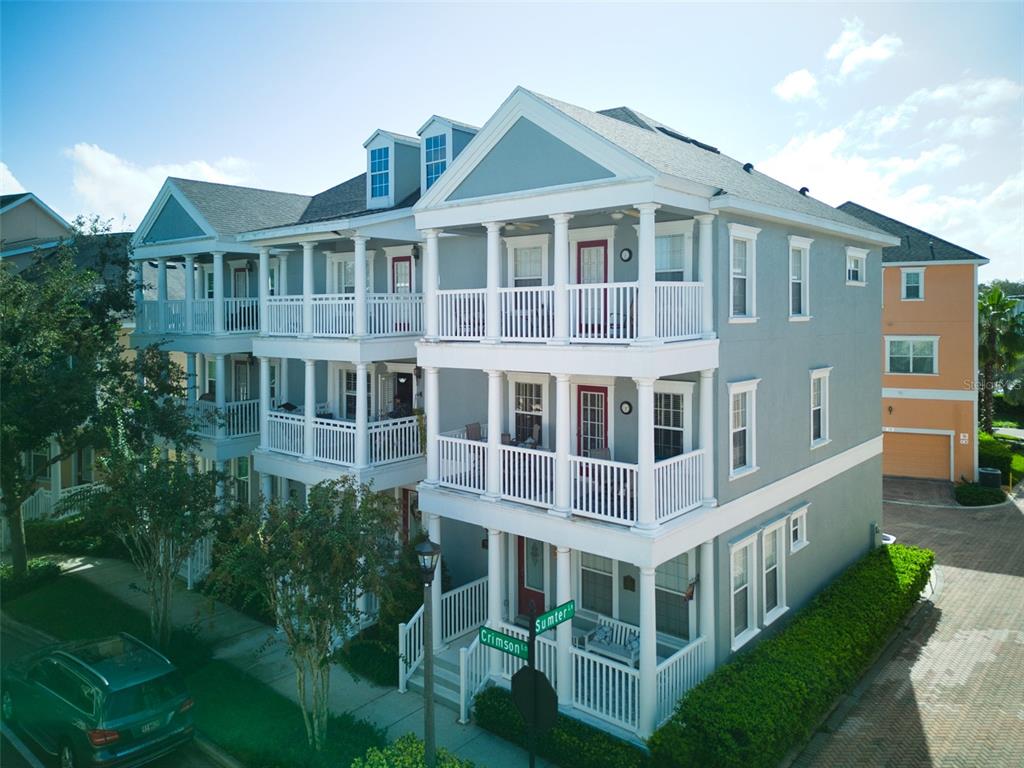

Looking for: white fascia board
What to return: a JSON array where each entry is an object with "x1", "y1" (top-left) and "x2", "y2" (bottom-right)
[
  {"x1": 0, "y1": 193, "x2": 73, "y2": 231},
  {"x1": 882, "y1": 258, "x2": 990, "y2": 267},
  {"x1": 710, "y1": 195, "x2": 901, "y2": 247},
  {"x1": 1, "y1": 239, "x2": 67, "y2": 258},
  {"x1": 237, "y1": 207, "x2": 416, "y2": 244},
  {"x1": 131, "y1": 236, "x2": 249, "y2": 260},
  {"x1": 363, "y1": 129, "x2": 419, "y2": 149},
  {"x1": 417, "y1": 114, "x2": 479, "y2": 136},
  {"x1": 654, "y1": 173, "x2": 719, "y2": 203}
]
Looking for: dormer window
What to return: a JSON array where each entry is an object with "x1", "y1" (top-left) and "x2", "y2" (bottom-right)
[
  {"x1": 425, "y1": 135, "x2": 447, "y2": 189},
  {"x1": 370, "y1": 147, "x2": 390, "y2": 198}
]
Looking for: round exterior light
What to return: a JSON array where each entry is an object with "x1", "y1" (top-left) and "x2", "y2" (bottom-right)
[{"x1": 415, "y1": 539, "x2": 441, "y2": 584}]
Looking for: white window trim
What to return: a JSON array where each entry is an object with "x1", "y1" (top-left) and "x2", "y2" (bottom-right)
[
  {"x1": 422, "y1": 131, "x2": 450, "y2": 193},
  {"x1": 503, "y1": 233, "x2": 551, "y2": 288},
  {"x1": 727, "y1": 378, "x2": 760, "y2": 480},
  {"x1": 845, "y1": 246, "x2": 869, "y2": 286},
  {"x1": 761, "y1": 519, "x2": 788, "y2": 626},
  {"x1": 730, "y1": 532, "x2": 760, "y2": 651},
  {"x1": 568, "y1": 225, "x2": 617, "y2": 284},
  {"x1": 790, "y1": 505, "x2": 809, "y2": 553},
  {"x1": 325, "y1": 251, "x2": 376, "y2": 294},
  {"x1": 810, "y1": 366, "x2": 832, "y2": 450},
  {"x1": 506, "y1": 372, "x2": 551, "y2": 448},
  {"x1": 577, "y1": 550, "x2": 617, "y2": 619},
  {"x1": 654, "y1": 379, "x2": 695, "y2": 454},
  {"x1": 900, "y1": 267, "x2": 925, "y2": 301},
  {"x1": 788, "y1": 235, "x2": 813, "y2": 321},
  {"x1": 885, "y1": 335, "x2": 940, "y2": 376},
  {"x1": 382, "y1": 245, "x2": 416, "y2": 294},
  {"x1": 728, "y1": 223, "x2": 760, "y2": 323},
  {"x1": 570, "y1": 376, "x2": 616, "y2": 459},
  {"x1": 633, "y1": 219, "x2": 695, "y2": 280}
]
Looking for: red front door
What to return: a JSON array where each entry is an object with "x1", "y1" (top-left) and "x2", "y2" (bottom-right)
[
  {"x1": 392, "y1": 255, "x2": 412, "y2": 293},
  {"x1": 517, "y1": 537, "x2": 546, "y2": 618},
  {"x1": 576, "y1": 385, "x2": 608, "y2": 456},
  {"x1": 575, "y1": 240, "x2": 608, "y2": 333}
]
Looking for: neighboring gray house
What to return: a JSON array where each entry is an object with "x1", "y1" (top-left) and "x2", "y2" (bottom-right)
[{"x1": 133, "y1": 89, "x2": 898, "y2": 740}]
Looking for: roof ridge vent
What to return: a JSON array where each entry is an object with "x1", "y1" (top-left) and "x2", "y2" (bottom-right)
[
  {"x1": 799, "y1": 187, "x2": 809, "y2": 196},
  {"x1": 742, "y1": 162, "x2": 754, "y2": 173}
]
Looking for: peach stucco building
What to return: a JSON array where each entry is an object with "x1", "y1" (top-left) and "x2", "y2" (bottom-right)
[{"x1": 840, "y1": 202, "x2": 987, "y2": 481}]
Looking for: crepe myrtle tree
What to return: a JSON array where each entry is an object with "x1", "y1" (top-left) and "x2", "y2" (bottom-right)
[{"x1": 211, "y1": 477, "x2": 399, "y2": 752}]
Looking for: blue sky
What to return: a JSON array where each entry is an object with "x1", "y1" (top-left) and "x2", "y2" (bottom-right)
[{"x1": 2, "y1": 1, "x2": 1021, "y2": 279}]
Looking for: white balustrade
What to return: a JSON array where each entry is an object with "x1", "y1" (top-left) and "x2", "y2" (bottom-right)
[
  {"x1": 368, "y1": 294, "x2": 423, "y2": 336},
  {"x1": 655, "y1": 283, "x2": 703, "y2": 340},
  {"x1": 266, "y1": 412, "x2": 304, "y2": 456},
  {"x1": 20, "y1": 488, "x2": 52, "y2": 521},
  {"x1": 499, "y1": 286, "x2": 554, "y2": 341},
  {"x1": 500, "y1": 445, "x2": 555, "y2": 507},
  {"x1": 397, "y1": 604, "x2": 425, "y2": 693},
  {"x1": 369, "y1": 416, "x2": 422, "y2": 465},
  {"x1": 438, "y1": 289, "x2": 487, "y2": 340},
  {"x1": 572, "y1": 647, "x2": 640, "y2": 731},
  {"x1": 654, "y1": 449, "x2": 705, "y2": 522},
  {"x1": 568, "y1": 282, "x2": 638, "y2": 343},
  {"x1": 267, "y1": 296, "x2": 303, "y2": 335},
  {"x1": 163, "y1": 300, "x2": 186, "y2": 333},
  {"x1": 224, "y1": 297, "x2": 259, "y2": 333},
  {"x1": 224, "y1": 399, "x2": 260, "y2": 437},
  {"x1": 441, "y1": 576, "x2": 488, "y2": 644},
  {"x1": 178, "y1": 535, "x2": 214, "y2": 590},
  {"x1": 656, "y1": 637, "x2": 707, "y2": 726},
  {"x1": 495, "y1": 622, "x2": 557, "y2": 683},
  {"x1": 569, "y1": 455, "x2": 638, "y2": 525},
  {"x1": 311, "y1": 294, "x2": 355, "y2": 336},
  {"x1": 438, "y1": 432, "x2": 487, "y2": 493},
  {"x1": 138, "y1": 301, "x2": 161, "y2": 333},
  {"x1": 314, "y1": 418, "x2": 356, "y2": 465},
  {"x1": 192, "y1": 299, "x2": 213, "y2": 333},
  {"x1": 458, "y1": 637, "x2": 488, "y2": 724},
  {"x1": 188, "y1": 400, "x2": 220, "y2": 438}
]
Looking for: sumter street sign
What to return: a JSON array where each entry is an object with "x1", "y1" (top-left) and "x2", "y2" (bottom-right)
[
  {"x1": 534, "y1": 599, "x2": 575, "y2": 635},
  {"x1": 479, "y1": 626, "x2": 529, "y2": 660}
]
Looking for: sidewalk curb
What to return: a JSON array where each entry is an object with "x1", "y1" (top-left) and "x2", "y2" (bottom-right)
[{"x1": 195, "y1": 735, "x2": 246, "y2": 768}]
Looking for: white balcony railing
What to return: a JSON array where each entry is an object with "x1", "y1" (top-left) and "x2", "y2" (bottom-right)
[
  {"x1": 654, "y1": 449, "x2": 704, "y2": 522},
  {"x1": 568, "y1": 282, "x2": 638, "y2": 343},
  {"x1": 137, "y1": 298, "x2": 257, "y2": 335},
  {"x1": 655, "y1": 282, "x2": 703, "y2": 341},
  {"x1": 187, "y1": 399, "x2": 260, "y2": 439},
  {"x1": 139, "y1": 301, "x2": 161, "y2": 333},
  {"x1": 570, "y1": 454, "x2": 638, "y2": 525},
  {"x1": 267, "y1": 296, "x2": 303, "y2": 335},
  {"x1": 500, "y1": 445, "x2": 555, "y2": 506},
  {"x1": 224, "y1": 297, "x2": 259, "y2": 333},
  {"x1": 265, "y1": 293, "x2": 423, "y2": 338},
  {"x1": 499, "y1": 286, "x2": 554, "y2": 341},
  {"x1": 267, "y1": 412, "x2": 304, "y2": 456},
  {"x1": 312, "y1": 294, "x2": 355, "y2": 336},
  {"x1": 265, "y1": 413, "x2": 421, "y2": 468},
  {"x1": 369, "y1": 294, "x2": 423, "y2": 336},
  {"x1": 437, "y1": 428, "x2": 488, "y2": 493},
  {"x1": 163, "y1": 300, "x2": 186, "y2": 333},
  {"x1": 314, "y1": 418, "x2": 356, "y2": 464},
  {"x1": 438, "y1": 289, "x2": 486, "y2": 340},
  {"x1": 369, "y1": 416, "x2": 422, "y2": 465},
  {"x1": 573, "y1": 646, "x2": 639, "y2": 731},
  {"x1": 655, "y1": 637, "x2": 707, "y2": 726},
  {"x1": 193, "y1": 299, "x2": 213, "y2": 333}
]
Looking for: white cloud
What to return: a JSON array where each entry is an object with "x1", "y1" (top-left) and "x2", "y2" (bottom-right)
[
  {"x1": 0, "y1": 162, "x2": 27, "y2": 196},
  {"x1": 927, "y1": 115, "x2": 1001, "y2": 139},
  {"x1": 826, "y1": 18, "x2": 902, "y2": 79},
  {"x1": 65, "y1": 143, "x2": 256, "y2": 228},
  {"x1": 910, "y1": 77, "x2": 1023, "y2": 112},
  {"x1": 772, "y1": 69, "x2": 820, "y2": 102}
]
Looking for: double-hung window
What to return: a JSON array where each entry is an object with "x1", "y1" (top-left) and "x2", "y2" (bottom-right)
[
  {"x1": 655, "y1": 553, "x2": 691, "y2": 640},
  {"x1": 730, "y1": 535, "x2": 758, "y2": 650},
  {"x1": 788, "y1": 236, "x2": 812, "y2": 319},
  {"x1": 343, "y1": 370, "x2": 371, "y2": 420},
  {"x1": 653, "y1": 380, "x2": 693, "y2": 461},
  {"x1": 901, "y1": 268, "x2": 924, "y2": 300},
  {"x1": 513, "y1": 381, "x2": 544, "y2": 444},
  {"x1": 790, "y1": 506, "x2": 809, "y2": 553},
  {"x1": 424, "y1": 134, "x2": 447, "y2": 189},
  {"x1": 886, "y1": 336, "x2": 937, "y2": 375},
  {"x1": 370, "y1": 147, "x2": 389, "y2": 198},
  {"x1": 846, "y1": 247, "x2": 868, "y2": 286},
  {"x1": 762, "y1": 521, "x2": 788, "y2": 625},
  {"x1": 206, "y1": 360, "x2": 216, "y2": 397},
  {"x1": 580, "y1": 553, "x2": 613, "y2": 615},
  {"x1": 728, "y1": 223, "x2": 760, "y2": 321},
  {"x1": 513, "y1": 247, "x2": 543, "y2": 287},
  {"x1": 810, "y1": 367, "x2": 831, "y2": 447},
  {"x1": 655, "y1": 234, "x2": 686, "y2": 281},
  {"x1": 728, "y1": 379, "x2": 760, "y2": 478}
]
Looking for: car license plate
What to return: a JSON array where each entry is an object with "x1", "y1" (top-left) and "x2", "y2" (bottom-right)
[{"x1": 140, "y1": 719, "x2": 161, "y2": 734}]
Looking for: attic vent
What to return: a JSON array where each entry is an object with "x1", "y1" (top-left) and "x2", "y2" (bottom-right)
[
  {"x1": 654, "y1": 127, "x2": 721, "y2": 154},
  {"x1": 799, "y1": 187, "x2": 809, "y2": 196},
  {"x1": 742, "y1": 162, "x2": 754, "y2": 173}
]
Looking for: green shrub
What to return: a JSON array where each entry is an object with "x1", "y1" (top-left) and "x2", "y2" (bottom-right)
[
  {"x1": 474, "y1": 686, "x2": 649, "y2": 768},
  {"x1": 649, "y1": 544, "x2": 934, "y2": 768},
  {"x1": 335, "y1": 624, "x2": 398, "y2": 687},
  {"x1": 350, "y1": 733, "x2": 474, "y2": 768},
  {"x1": 978, "y1": 432, "x2": 1013, "y2": 483},
  {"x1": 24, "y1": 514, "x2": 127, "y2": 558},
  {"x1": 0, "y1": 558, "x2": 61, "y2": 599},
  {"x1": 954, "y1": 483, "x2": 1006, "y2": 506}
]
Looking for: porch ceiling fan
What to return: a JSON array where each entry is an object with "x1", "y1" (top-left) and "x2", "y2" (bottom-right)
[
  {"x1": 504, "y1": 221, "x2": 541, "y2": 232},
  {"x1": 610, "y1": 209, "x2": 641, "y2": 220}
]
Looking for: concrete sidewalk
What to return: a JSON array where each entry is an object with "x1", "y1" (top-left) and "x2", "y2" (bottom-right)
[{"x1": 60, "y1": 557, "x2": 548, "y2": 768}]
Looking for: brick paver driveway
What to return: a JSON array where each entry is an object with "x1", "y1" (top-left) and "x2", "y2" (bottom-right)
[{"x1": 795, "y1": 481, "x2": 1024, "y2": 767}]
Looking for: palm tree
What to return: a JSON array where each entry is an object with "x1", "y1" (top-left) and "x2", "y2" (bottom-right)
[{"x1": 978, "y1": 286, "x2": 1024, "y2": 433}]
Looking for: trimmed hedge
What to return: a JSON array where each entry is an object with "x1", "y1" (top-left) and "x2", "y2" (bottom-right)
[
  {"x1": 954, "y1": 483, "x2": 1006, "y2": 507},
  {"x1": 350, "y1": 733, "x2": 474, "y2": 768},
  {"x1": 473, "y1": 686, "x2": 649, "y2": 768},
  {"x1": 649, "y1": 544, "x2": 934, "y2": 768},
  {"x1": 978, "y1": 432, "x2": 1013, "y2": 483},
  {"x1": 0, "y1": 558, "x2": 61, "y2": 599},
  {"x1": 24, "y1": 514, "x2": 127, "y2": 558}
]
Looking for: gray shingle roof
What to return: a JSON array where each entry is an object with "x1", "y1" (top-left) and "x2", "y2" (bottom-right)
[
  {"x1": 837, "y1": 202, "x2": 987, "y2": 263},
  {"x1": 170, "y1": 178, "x2": 311, "y2": 236},
  {"x1": 0, "y1": 193, "x2": 30, "y2": 208},
  {"x1": 531, "y1": 90, "x2": 884, "y2": 234},
  {"x1": 287, "y1": 173, "x2": 420, "y2": 228}
]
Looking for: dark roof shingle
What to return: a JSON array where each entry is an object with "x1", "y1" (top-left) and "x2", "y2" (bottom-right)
[
  {"x1": 170, "y1": 178, "x2": 311, "y2": 235},
  {"x1": 837, "y1": 202, "x2": 987, "y2": 263}
]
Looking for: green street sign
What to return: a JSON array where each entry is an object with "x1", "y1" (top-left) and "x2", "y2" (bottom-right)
[
  {"x1": 534, "y1": 600, "x2": 575, "y2": 635},
  {"x1": 479, "y1": 626, "x2": 530, "y2": 661}
]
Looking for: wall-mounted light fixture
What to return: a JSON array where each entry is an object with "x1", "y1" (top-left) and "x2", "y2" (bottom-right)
[{"x1": 411, "y1": 244, "x2": 422, "y2": 261}]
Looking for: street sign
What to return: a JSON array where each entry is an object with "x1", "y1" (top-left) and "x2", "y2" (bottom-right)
[
  {"x1": 511, "y1": 667, "x2": 558, "y2": 734},
  {"x1": 534, "y1": 599, "x2": 575, "y2": 635},
  {"x1": 479, "y1": 626, "x2": 529, "y2": 660}
]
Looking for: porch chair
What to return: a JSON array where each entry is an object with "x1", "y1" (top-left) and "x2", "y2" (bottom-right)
[
  {"x1": 465, "y1": 422, "x2": 482, "y2": 441},
  {"x1": 585, "y1": 616, "x2": 640, "y2": 667}
]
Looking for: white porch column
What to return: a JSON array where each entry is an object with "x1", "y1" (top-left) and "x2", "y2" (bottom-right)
[
  {"x1": 553, "y1": 373, "x2": 571, "y2": 516},
  {"x1": 185, "y1": 353, "x2": 197, "y2": 406},
  {"x1": 429, "y1": 513, "x2": 443, "y2": 649},
  {"x1": 133, "y1": 261, "x2": 144, "y2": 322},
  {"x1": 636, "y1": 204, "x2": 660, "y2": 343},
  {"x1": 303, "y1": 359, "x2": 315, "y2": 460},
  {"x1": 214, "y1": 354, "x2": 227, "y2": 439},
  {"x1": 422, "y1": 229, "x2": 440, "y2": 340},
  {"x1": 424, "y1": 366, "x2": 440, "y2": 484},
  {"x1": 184, "y1": 255, "x2": 195, "y2": 333},
  {"x1": 212, "y1": 252, "x2": 225, "y2": 335},
  {"x1": 278, "y1": 252, "x2": 290, "y2": 296},
  {"x1": 353, "y1": 235, "x2": 368, "y2": 337},
  {"x1": 258, "y1": 247, "x2": 270, "y2": 336},
  {"x1": 487, "y1": 528, "x2": 503, "y2": 676},
  {"x1": 261, "y1": 472, "x2": 273, "y2": 508},
  {"x1": 301, "y1": 242, "x2": 316, "y2": 336},
  {"x1": 279, "y1": 358, "x2": 289, "y2": 405},
  {"x1": 355, "y1": 362, "x2": 369, "y2": 467},
  {"x1": 259, "y1": 356, "x2": 271, "y2": 451},
  {"x1": 635, "y1": 377, "x2": 656, "y2": 529},
  {"x1": 484, "y1": 222, "x2": 503, "y2": 343},
  {"x1": 48, "y1": 439, "x2": 61, "y2": 504},
  {"x1": 699, "y1": 540, "x2": 716, "y2": 676},
  {"x1": 638, "y1": 565, "x2": 657, "y2": 738},
  {"x1": 485, "y1": 369, "x2": 502, "y2": 499},
  {"x1": 700, "y1": 369, "x2": 715, "y2": 503},
  {"x1": 550, "y1": 214, "x2": 572, "y2": 344},
  {"x1": 157, "y1": 257, "x2": 168, "y2": 331},
  {"x1": 555, "y1": 546, "x2": 573, "y2": 706},
  {"x1": 696, "y1": 215, "x2": 715, "y2": 336}
]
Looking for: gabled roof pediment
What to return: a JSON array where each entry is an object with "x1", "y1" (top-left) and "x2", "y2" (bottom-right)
[{"x1": 143, "y1": 194, "x2": 205, "y2": 243}]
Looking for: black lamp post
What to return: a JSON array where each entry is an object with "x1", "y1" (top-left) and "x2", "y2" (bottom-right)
[{"x1": 415, "y1": 538, "x2": 442, "y2": 768}]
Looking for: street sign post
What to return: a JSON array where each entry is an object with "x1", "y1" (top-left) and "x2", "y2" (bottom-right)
[
  {"x1": 533, "y1": 599, "x2": 575, "y2": 635},
  {"x1": 511, "y1": 666, "x2": 557, "y2": 733},
  {"x1": 479, "y1": 626, "x2": 530, "y2": 661}
]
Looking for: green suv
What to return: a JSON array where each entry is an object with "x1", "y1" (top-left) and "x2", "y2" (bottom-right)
[{"x1": 1, "y1": 634, "x2": 194, "y2": 767}]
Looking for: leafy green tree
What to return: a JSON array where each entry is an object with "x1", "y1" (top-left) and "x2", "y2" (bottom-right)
[
  {"x1": 211, "y1": 477, "x2": 398, "y2": 751},
  {"x1": 978, "y1": 286, "x2": 1024, "y2": 433}
]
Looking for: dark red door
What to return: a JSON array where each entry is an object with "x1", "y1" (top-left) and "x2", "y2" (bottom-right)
[
  {"x1": 517, "y1": 537, "x2": 546, "y2": 617},
  {"x1": 576, "y1": 385, "x2": 608, "y2": 456},
  {"x1": 575, "y1": 240, "x2": 608, "y2": 334}
]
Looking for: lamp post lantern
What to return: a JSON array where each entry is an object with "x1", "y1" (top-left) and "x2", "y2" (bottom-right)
[{"x1": 416, "y1": 538, "x2": 442, "y2": 768}]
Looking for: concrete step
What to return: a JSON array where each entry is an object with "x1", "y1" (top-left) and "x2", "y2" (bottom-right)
[{"x1": 406, "y1": 664, "x2": 462, "y2": 711}]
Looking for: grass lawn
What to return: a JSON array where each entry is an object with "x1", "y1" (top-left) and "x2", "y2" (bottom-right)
[{"x1": 4, "y1": 572, "x2": 385, "y2": 768}]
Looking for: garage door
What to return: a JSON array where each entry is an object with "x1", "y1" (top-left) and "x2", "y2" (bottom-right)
[{"x1": 883, "y1": 432, "x2": 950, "y2": 480}]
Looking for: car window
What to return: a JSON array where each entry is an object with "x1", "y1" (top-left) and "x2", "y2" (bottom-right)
[
  {"x1": 41, "y1": 661, "x2": 97, "y2": 714},
  {"x1": 105, "y1": 672, "x2": 186, "y2": 719}
]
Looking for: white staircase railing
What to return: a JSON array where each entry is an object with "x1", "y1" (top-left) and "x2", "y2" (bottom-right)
[
  {"x1": 398, "y1": 604, "x2": 425, "y2": 693},
  {"x1": 655, "y1": 637, "x2": 707, "y2": 726},
  {"x1": 458, "y1": 636, "x2": 488, "y2": 724},
  {"x1": 441, "y1": 576, "x2": 488, "y2": 644}
]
